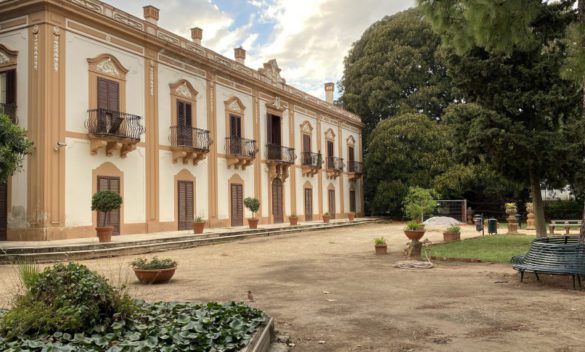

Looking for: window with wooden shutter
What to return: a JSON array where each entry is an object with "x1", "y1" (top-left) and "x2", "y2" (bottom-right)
[
  {"x1": 327, "y1": 141, "x2": 334, "y2": 157},
  {"x1": 349, "y1": 190, "x2": 356, "y2": 213},
  {"x1": 348, "y1": 146, "x2": 354, "y2": 162},
  {"x1": 178, "y1": 181, "x2": 194, "y2": 230},
  {"x1": 97, "y1": 77, "x2": 119, "y2": 111},
  {"x1": 176, "y1": 100, "x2": 193, "y2": 146},
  {"x1": 0, "y1": 182, "x2": 7, "y2": 241},
  {"x1": 272, "y1": 178, "x2": 283, "y2": 223},
  {"x1": 328, "y1": 189, "x2": 336, "y2": 219},
  {"x1": 304, "y1": 188, "x2": 313, "y2": 221},
  {"x1": 230, "y1": 184, "x2": 243, "y2": 226},
  {"x1": 97, "y1": 176, "x2": 121, "y2": 235}
]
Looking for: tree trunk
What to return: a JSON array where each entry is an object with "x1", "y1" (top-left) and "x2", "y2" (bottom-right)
[
  {"x1": 529, "y1": 170, "x2": 547, "y2": 237},
  {"x1": 580, "y1": 0, "x2": 585, "y2": 244}
]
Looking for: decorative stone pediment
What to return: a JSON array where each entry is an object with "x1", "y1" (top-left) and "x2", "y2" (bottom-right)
[
  {"x1": 346, "y1": 135, "x2": 355, "y2": 147},
  {"x1": 266, "y1": 96, "x2": 285, "y2": 112},
  {"x1": 225, "y1": 96, "x2": 245, "y2": 114},
  {"x1": 170, "y1": 79, "x2": 198, "y2": 100},
  {"x1": 0, "y1": 44, "x2": 18, "y2": 67},
  {"x1": 258, "y1": 59, "x2": 286, "y2": 84},
  {"x1": 88, "y1": 54, "x2": 128, "y2": 79},
  {"x1": 300, "y1": 121, "x2": 313, "y2": 134},
  {"x1": 325, "y1": 128, "x2": 336, "y2": 141}
]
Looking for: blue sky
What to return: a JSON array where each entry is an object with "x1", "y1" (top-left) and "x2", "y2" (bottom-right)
[{"x1": 108, "y1": 0, "x2": 415, "y2": 100}]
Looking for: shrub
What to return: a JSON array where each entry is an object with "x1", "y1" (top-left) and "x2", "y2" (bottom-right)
[
  {"x1": 404, "y1": 221, "x2": 423, "y2": 231},
  {"x1": 91, "y1": 191, "x2": 123, "y2": 227},
  {"x1": 194, "y1": 216, "x2": 205, "y2": 223},
  {"x1": 131, "y1": 257, "x2": 177, "y2": 270},
  {"x1": 17, "y1": 262, "x2": 40, "y2": 289},
  {"x1": 544, "y1": 200, "x2": 584, "y2": 220},
  {"x1": 244, "y1": 197, "x2": 260, "y2": 218},
  {"x1": 403, "y1": 187, "x2": 437, "y2": 222},
  {"x1": 445, "y1": 226, "x2": 461, "y2": 234},
  {"x1": 374, "y1": 237, "x2": 386, "y2": 245},
  {"x1": 0, "y1": 262, "x2": 134, "y2": 337}
]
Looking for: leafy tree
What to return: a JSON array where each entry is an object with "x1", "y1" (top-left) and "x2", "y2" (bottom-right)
[
  {"x1": 0, "y1": 114, "x2": 33, "y2": 182},
  {"x1": 91, "y1": 191, "x2": 123, "y2": 227},
  {"x1": 243, "y1": 197, "x2": 260, "y2": 219},
  {"x1": 419, "y1": 0, "x2": 585, "y2": 237},
  {"x1": 403, "y1": 187, "x2": 438, "y2": 222},
  {"x1": 339, "y1": 8, "x2": 454, "y2": 138},
  {"x1": 365, "y1": 113, "x2": 450, "y2": 216}
]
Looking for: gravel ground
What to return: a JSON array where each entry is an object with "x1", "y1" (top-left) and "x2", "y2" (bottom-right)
[{"x1": 0, "y1": 222, "x2": 583, "y2": 352}]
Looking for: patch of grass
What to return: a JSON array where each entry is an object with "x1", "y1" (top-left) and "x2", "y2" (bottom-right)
[{"x1": 427, "y1": 235, "x2": 535, "y2": 263}]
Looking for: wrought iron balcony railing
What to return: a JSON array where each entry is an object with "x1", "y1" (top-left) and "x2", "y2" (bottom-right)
[
  {"x1": 265, "y1": 144, "x2": 295, "y2": 164},
  {"x1": 326, "y1": 156, "x2": 345, "y2": 171},
  {"x1": 348, "y1": 161, "x2": 363, "y2": 174},
  {"x1": 301, "y1": 152, "x2": 323, "y2": 169},
  {"x1": 0, "y1": 103, "x2": 16, "y2": 123},
  {"x1": 86, "y1": 108, "x2": 145, "y2": 141},
  {"x1": 170, "y1": 126, "x2": 211, "y2": 152},
  {"x1": 225, "y1": 137, "x2": 257, "y2": 158}
]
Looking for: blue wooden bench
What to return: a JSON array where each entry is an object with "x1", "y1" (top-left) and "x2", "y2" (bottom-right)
[{"x1": 512, "y1": 236, "x2": 585, "y2": 289}]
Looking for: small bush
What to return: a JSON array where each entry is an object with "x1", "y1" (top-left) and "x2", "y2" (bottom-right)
[
  {"x1": 0, "y1": 262, "x2": 134, "y2": 337},
  {"x1": 194, "y1": 216, "x2": 205, "y2": 223},
  {"x1": 403, "y1": 187, "x2": 437, "y2": 222},
  {"x1": 374, "y1": 237, "x2": 386, "y2": 245},
  {"x1": 131, "y1": 257, "x2": 177, "y2": 270},
  {"x1": 244, "y1": 197, "x2": 260, "y2": 218},
  {"x1": 91, "y1": 191, "x2": 123, "y2": 227},
  {"x1": 445, "y1": 226, "x2": 461, "y2": 234},
  {"x1": 544, "y1": 200, "x2": 583, "y2": 220},
  {"x1": 404, "y1": 221, "x2": 423, "y2": 231}
]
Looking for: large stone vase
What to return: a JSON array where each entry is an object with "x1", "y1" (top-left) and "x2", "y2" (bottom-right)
[
  {"x1": 506, "y1": 206, "x2": 518, "y2": 234},
  {"x1": 526, "y1": 203, "x2": 535, "y2": 230}
]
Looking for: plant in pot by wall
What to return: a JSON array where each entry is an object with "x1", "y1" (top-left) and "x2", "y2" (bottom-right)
[
  {"x1": 289, "y1": 214, "x2": 298, "y2": 226},
  {"x1": 193, "y1": 216, "x2": 206, "y2": 234},
  {"x1": 347, "y1": 212, "x2": 355, "y2": 222},
  {"x1": 244, "y1": 197, "x2": 260, "y2": 229},
  {"x1": 374, "y1": 237, "x2": 387, "y2": 255},
  {"x1": 403, "y1": 187, "x2": 438, "y2": 223},
  {"x1": 91, "y1": 190, "x2": 122, "y2": 243},
  {"x1": 322, "y1": 212, "x2": 330, "y2": 223},
  {"x1": 404, "y1": 221, "x2": 426, "y2": 241},
  {"x1": 443, "y1": 225, "x2": 461, "y2": 242},
  {"x1": 131, "y1": 257, "x2": 177, "y2": 284}
]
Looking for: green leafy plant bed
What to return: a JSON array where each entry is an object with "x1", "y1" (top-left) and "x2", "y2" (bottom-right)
[
  {"x1": 0, "y1": 262, "x2": 265, "y2": 351},
  {"x1": 427, "y1": 235, "x2": 535, "y2": 263}
]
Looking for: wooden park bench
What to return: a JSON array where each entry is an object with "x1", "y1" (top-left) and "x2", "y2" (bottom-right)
[
  {"x1": 512, "y1": 236, "x2": 585, "y2": 289},
  {"x1": 549, "y1": 220, "x2": 582, "y2": 235}
]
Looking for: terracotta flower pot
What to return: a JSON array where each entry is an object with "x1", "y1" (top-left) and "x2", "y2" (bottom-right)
[
  {"x1": 248, "y1": 218, "x2": 259, "y2": 229},
  {"x1": 347, "y1": 213, "x2": 355, "y2": 222},
  {"x1": 133, "y1": 267, "x2": 176, "y2": 284},
  {"x1": 404, "y1": 230, "x2": 425, "y2": 241},
  {"x1": 96, "y1": 226, "x2": 113, "y2": 243},
  {"x1": 193, "y1": 222, "x2": 205, "y2": 234},
  {"x1": 322, "y1": 215, "x2": 330, "y2": 224},
  {"x1": 443, "y1": 231, "x2": 461, "y2": 243},
  {"x1": 375, "y1": 244, "x2": 387, "y2": 255},
  {"x1": 289, "y1": 217, "x2": 298, "y2": 225}
]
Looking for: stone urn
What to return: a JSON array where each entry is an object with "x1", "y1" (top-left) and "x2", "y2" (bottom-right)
[
  {"x1": 505, "y1": 203, "x2": 518, "y2": 234},
  {"x1": 526, "y1": 202, "x2": 535, "y2": 230}
]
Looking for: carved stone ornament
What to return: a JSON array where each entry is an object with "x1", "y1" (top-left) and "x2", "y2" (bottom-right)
[
  {"x1": 176, "y1": 83, "x2": 192, "y2": 98},
  {"x1": 97, "y1": 58, "x2": 119, "y2": 77},
  {"x1": 0, "y1": 52, "x2": 9, "y2": 65},
  {"x1": 301, "y1": 121, "x2": 313, "y2": 134},
  {"x1": 325, "y1": 128, "x2": 335, "y2": 141},
  {"x1": 346, "y1": 135, "x2": 356, "y2": 147},
  {"x1": 258, "y1": 59, "x2": 286, "y2": 84}
]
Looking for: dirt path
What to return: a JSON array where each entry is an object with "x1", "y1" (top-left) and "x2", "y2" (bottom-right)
[{"x1": 1, "y1": 223, "x2": 583, "y2": 352}]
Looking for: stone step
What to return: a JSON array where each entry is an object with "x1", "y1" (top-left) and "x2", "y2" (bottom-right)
[{"x1": 0, "y1": 220, "x2": 373, "y2": 263}]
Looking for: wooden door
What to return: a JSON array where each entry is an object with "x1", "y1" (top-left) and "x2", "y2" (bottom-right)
[
  {"x1": 97, "y1": 176, "x2": 121, "y2": 235},
  {"x1": 230, "y1": 184, "x2": 243, "y2": 226},
  {"x1": 230, "y1": 114, "x2": 242, "y2": 154},
  {"x1": 272, "y1": 178, "x2": 283, "y2": 223},
  {"x1": 350, "y1": 190, "x2": 356, "y2": 213},
  {"x1": 304, "y1": 188, "x2": 313, "y2": 221},
  {"x1": 0, "y1": 182, "x2": 7, "y2": 241},
  {"x1": 177, "y1": 100, "x2": 193, "y2": 147},
  {"x1": 178, "y1": 181, "x2": 194, "y2": 231},
  {"x1": 328, "y1": 189, "x2": 336, "y2": 219}
]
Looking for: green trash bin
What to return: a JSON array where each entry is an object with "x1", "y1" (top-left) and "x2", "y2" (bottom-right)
[{"x1": 488, "y1": 218, "x2": 498, "y2": 235}]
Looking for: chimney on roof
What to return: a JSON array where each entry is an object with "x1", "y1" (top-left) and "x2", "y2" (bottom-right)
[
  {"x1": 191, "y1": 27, "x2": 203, "y2": 45},
  {"x1": 234, "y1": 47, "x2": 246, "y2": 65},
  {"x1": 325, "y1": 82, "x2": 334, "y2": 104},
  {"x1": 143, "y1": 5, "x2": 159, "y2": 25}
]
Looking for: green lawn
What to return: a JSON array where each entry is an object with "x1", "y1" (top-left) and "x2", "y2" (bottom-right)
[{"x1": 427, "y1": 235, "x2": 535, "y2": 263}]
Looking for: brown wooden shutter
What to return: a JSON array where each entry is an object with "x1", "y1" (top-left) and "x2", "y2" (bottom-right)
[
  {"x1": 97, "y1": 78, "x2": 109, "y2": 110},
  {"x1": 178, "y1": 181, "x2": 194, "y2": 230},
  {"x1": 303, "y1": 134, "x2": 311, "y2": 153},
  {"x1": 328, "y1": 190, "x2": 336, "y2": 219},
  {"x1": 97, "y1": 78, "x2": 119, "y2": 111},
  {"x1": 230, "y1": 184, "x2": 243, "y2": 226},
  {"x1": 97, "y1": 176, "x2": 121, "y2": 235},
  {"x1": 267, "y1": 114, "x2": 273, "y2": 144},
  {"x1": 348, "y1": 146, "x2": 354, "y2": 162},
  {"x1": 272, "y1": 179, "x2": 283, "y2": 223},
  {"x1": 350, "y1": 190, "x2": 356, "y2": 213},
  {"x1": 0, "y1": 182, "x2": 7, "y2": 241},
  {"x1": 5, "y1": 69, "x2": 16, "y2": 105},
  {"x1": 177, "y1": 101, "x2": 185, "y2": 127},
  {"x1": 327, "y1": 141, "x2": 334, "y2": 157},
  {"x1": 304, "y1": 188, "x2": 312, "y2": 221}
]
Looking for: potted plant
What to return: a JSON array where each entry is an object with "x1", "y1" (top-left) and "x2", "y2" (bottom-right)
[
  {"x1": 91, "y1": 190, "x2": 122, "y2": 243},
  {"x1": 193, "y1": 216, "x2": 205, "y2": 234},
  {"x1": 131, "y1": 257, "x2": 177, "y2": 284},
  {"x1": 443, "y1": 225, "x2": 461, "y2": 242},
  {"x1": 404, "y1": 221, "x2": 426, "y2": 241},
  {"x1": 374, "y1": 237, "x2": 387, "y2": 255},
  {"x1": 322, "y1": 212, "x2": 330, "y2": 223},
  {"x1": 289, "y1": 214, "x2": 298, "y2": 226},
  {"x1": 347, "y1": 212, "x2": 355, "y2": 222},
  {"x1": 505, "y1": 202, "x2": 517, "y2": 215},
  {"x1": 244, "y1": 197, "x2": 260, "y2": 229}
]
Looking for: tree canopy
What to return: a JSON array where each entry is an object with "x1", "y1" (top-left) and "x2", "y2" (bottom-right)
[{"x1": 0, "y1": 114, "x2": 33, "y2": 183}]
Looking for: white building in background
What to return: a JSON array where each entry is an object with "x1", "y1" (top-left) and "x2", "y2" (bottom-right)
[{"x1": 0, "y1": 0, "x2": 364, "y2": 241}]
